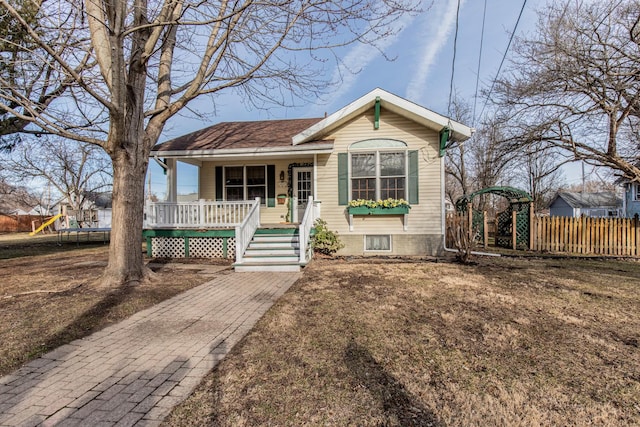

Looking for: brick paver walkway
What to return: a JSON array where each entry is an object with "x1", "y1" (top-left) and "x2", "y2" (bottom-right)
[{"x1": 0, "y1": 271, "x2": 300, "y2": 426}]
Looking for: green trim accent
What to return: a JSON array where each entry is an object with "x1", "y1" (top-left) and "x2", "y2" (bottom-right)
[
  {"x1": 143, "y1": 229, "x2": 235, "y2": 238},
  {"x1": 184, "y1": 237, "x2": 190, "y2": 257},
  {"x1": 255, "y1": 228, "x2": 299, "y2": 235},
  {"x1": 349, "y1": 139, "x2": 407, "y2": 149},
  {"x1": 215, "y1": 166, "x2": 223, "y2": 200},
  {"x1": 439, "y1": 127, "x2": 450, "y2": 157},
  {"x1": 348, "y1": 206, "x2": 410, "y2": 215},
  {"x1": 374, "y1": 96, "x2": 381, "y2": 130},
  {"x1": 267, "y1": 165, "x2": 276, "y2": 207},
  {"x1": 455, "y1": 186, "x2": 533, "y2": 211},
  {"x1": 338, "y1": 153, "x2": 348, "y2": 205},
  {"x1": 408, "y1": 150, "x2": 419, "y2": 204},
  {"x1": 146, "y1": 236, "x2": 152, "y2": 257},
  {"x1": 223, "y1": 238, "x2": 228, "y2": 258}
]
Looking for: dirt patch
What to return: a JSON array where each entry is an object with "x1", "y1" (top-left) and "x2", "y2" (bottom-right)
[
  {"x1": 165, "y1": 256, "x2": 640, "y2": 426},
  {"x1": 0, "y1": 235, "x2": 232, "y2": 376}
]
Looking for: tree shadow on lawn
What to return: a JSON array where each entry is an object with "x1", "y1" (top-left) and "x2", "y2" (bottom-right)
[
  {"x1": 344, "y1": 340, "x2": 441, "y2": 427},
  {"x1": 37, "y1": 283, "x2": 138, "y2": 358}
]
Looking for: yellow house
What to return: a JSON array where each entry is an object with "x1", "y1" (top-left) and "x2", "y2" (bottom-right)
[{"x1": 145, "y1": 88, "x2": 472, "y2": 271}]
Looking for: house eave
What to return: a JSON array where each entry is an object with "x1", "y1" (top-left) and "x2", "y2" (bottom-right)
[{"x1": 292, "y1": 88, "x2": 474, "y2": 145}]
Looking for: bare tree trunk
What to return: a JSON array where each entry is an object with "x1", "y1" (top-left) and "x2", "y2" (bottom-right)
[{"x1": 102, "y1": 147, "x2": 149, "y2": 286}]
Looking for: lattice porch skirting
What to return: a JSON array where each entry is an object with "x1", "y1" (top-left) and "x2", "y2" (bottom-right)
[{"x1": 143, "y1": 229, "x2": 235, "y2": 259}]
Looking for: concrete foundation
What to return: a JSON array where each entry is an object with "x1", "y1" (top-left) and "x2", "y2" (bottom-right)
[{"x1": 337, "y1": 233, "x2": 444, "y2": 256}]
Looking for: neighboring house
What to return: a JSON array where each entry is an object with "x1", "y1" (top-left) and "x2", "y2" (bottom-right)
[
  {"x1": 145, "y1": 88, "x2": 472, "y2": 270},
  {"x1": 54, "y1": 192, "x2": 113, "y2": 228},
  {"x1": 621, "y1": 181, "x2": 640, "y2": 218},
  {"x1": 548, "y1": 191, "x2": 622, "y2": 218}
]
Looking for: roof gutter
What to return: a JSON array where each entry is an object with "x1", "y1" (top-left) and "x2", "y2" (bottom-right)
[{"x1": 150, "y1": 142, "x2": 334, "y2": 158}]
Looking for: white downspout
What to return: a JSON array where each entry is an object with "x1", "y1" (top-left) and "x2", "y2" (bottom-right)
[{"x1": 313, "y1": 153, "x2": 318, "y2": 200}]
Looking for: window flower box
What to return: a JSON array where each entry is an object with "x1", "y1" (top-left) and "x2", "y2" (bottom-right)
[
  {"x1": 347, "y1": 199, "x2": 411, "y2": 231},
  {"x1": 348, "y1": 205, "x2": 410, "y2": 215}
]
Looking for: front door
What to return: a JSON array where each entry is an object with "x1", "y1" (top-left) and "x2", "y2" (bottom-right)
[{"x1": 292, "y1": 167, "x2": 313, "y2": 223}]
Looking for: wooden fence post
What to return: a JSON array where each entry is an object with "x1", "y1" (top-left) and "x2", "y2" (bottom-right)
[
  {"x1": 512, "y1": 210, "x2": 517, "y2": 250},
  {"x1": 635, "y1": 216, "x2": 640, "y2": 256},
  {"x1": 467, "y1": 203, "x2": 473, "y2": 243},
  {"x1": 483, "y1": 211, "x2": 488, "y2": 248},
  {"x1": 529, "y1": 202, "x2": 534, "y2": 250}
]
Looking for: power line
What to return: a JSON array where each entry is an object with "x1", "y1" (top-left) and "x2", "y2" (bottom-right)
[
  {"x1": 447, "y1": 0, "x2": 462, "y2": 118},
  {"x1": 476, "y1": 0, "x2": 528, "y2": 123},
  {"x1": 472, "y1": 0, "x2": 488, "y2": 127}
]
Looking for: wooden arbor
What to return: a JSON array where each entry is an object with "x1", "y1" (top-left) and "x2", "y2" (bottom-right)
[{"x1": 455, "y1": 187, "x2": 534, "y2": 250}]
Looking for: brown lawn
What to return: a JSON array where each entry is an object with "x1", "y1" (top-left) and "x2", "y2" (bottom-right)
[
  {"x1": 165, "y1": 256, "x2": 640, "y2": 426},
  {"x1": 0, "y1": 232, "x2": 231, "y2": 376},
  {"x1": 2, "y1": 232, "x2": 639, "y2": 426}
]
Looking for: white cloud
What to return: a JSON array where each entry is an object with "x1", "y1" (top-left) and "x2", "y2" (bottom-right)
[
  {"x1": 320, "y1": 12, "x2": 418, "y2": 106},
  {"x1": 405, "y1": 0, "x2": 466, "y2": 101}
]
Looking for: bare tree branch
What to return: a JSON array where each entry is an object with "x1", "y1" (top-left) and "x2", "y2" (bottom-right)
[{"x1": 491, "y1": 0, "x2": 640, "y2": 183}]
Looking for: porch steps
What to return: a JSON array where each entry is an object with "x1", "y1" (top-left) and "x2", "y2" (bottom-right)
[{"x1": 234, "y1": 228, "x2": 304, "y2": 272}]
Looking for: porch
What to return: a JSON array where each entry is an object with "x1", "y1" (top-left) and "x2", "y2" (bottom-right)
[{"x1": 143, "y1": 197, "x2": 320, "y2": 272}]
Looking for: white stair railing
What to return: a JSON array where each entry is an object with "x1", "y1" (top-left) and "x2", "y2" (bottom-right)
[
  {"x1": 235, "y1": 198, "x2": 261, "y2": 264},
  {"x1": 298, "y1": 196, "x2": 320, "y2": 264}
]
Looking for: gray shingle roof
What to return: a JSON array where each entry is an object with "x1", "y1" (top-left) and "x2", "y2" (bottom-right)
[{"x1": 553, "y1": 191, "x2": 622, "y2": 208}]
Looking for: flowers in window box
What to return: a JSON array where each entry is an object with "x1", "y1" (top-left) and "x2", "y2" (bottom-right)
[
  {"x1": 348, "y1": 198, "x2": 411, "y2": 209},
  {"x1": 347, "y1": 198, "x2": 411, "y2": 215}
]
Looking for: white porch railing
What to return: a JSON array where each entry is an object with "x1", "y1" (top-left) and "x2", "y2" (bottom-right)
[
  {"x1": 298, "y1": 196, "x2": 321, "y2": 264},
  {"x1": 144, "y1": 200, "x2": 257, "y2": 228},
  {"x1": 235, "y1": 198, "x2": 261, "y2": 264}
]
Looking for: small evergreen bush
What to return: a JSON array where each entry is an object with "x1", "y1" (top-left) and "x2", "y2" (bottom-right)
[{"x1": 312, "y1": 219, "x2": 344, "y2": 256}]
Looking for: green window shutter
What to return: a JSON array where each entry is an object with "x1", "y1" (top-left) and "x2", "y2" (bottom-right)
[
  {"x1": 408, "y1": 150, "x2": 419, "y2": 204},
  {"x1": 338, "y1": 153, "x2": 348, "y2": 205},
  {"x1": 267, "y1": 165, "x2": 276, "y2": 207},
  {"x1": 215, "y1": 166, "x2": 223, "y2": 201}
]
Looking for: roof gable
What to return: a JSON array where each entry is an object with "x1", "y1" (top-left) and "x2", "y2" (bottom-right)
[{"x1": 292, "y1": 88, "x2": 473, "y2": 145}]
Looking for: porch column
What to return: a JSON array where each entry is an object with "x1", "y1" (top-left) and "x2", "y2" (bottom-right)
[
  {"x1": 166, "y1": 158, "x2": 178, "y2": 202},
  {"x1": 313, "y1": 154, "x2": 318, "y2": 199}
]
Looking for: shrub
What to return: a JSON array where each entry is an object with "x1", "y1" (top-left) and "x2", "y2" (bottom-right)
[
  {"x1": 446, "y1": 214, "x2": 478, "y2": 264},
  {"x1": 312, "y1": 219, "x2": 344, "y2": 256}
]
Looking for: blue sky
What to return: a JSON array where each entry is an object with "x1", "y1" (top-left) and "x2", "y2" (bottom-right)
[{"x1": 149, "y1": 0, "x2": 549, "y2": 199}]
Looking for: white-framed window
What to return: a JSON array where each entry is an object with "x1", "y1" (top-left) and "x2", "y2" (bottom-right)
[
  {"x1": 224, "y1": 165, "x2": 266, "y2": 203},
  {"x1": 635, "y1": 183, "x2": 640, "y2": 201},
  {"x1": 364, "y1": 235, "x2": 392, "y2": 252},
  {"x1": 351, "y1": 151, "x2": 406, "y2": 200}
]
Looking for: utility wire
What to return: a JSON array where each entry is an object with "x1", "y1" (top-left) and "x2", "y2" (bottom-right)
[
  {"x1": 476, "y1": 0, "x2": 528, "y2": 123},
  {"x1": 447, "y1": 0, "x2": 462, "y2": 118},
  {"x1": 472, "y1": 0, "x2": 488, "y2": 127}
]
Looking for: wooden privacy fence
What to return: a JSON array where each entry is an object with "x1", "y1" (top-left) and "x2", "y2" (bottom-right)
[
  {"x1": 0, "y1": 214, "x2": 50, "y2": 233},
  {"x1": 446, "y1": 209, "x2": 531, "y2": 251},
  {"x1": 446, "y1": 213, "x2": 640, "y2": 257},
  {"x1": 532, "y1": 216, "x2": 640, "y2": 257},
  {"x1": 445, "y1": 212, "x2": 471, "y2": 250}
]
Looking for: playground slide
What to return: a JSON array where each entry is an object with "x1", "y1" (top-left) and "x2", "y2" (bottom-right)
[{"x1": 29, "y1": 214, "x2": 63, "y2": 236}]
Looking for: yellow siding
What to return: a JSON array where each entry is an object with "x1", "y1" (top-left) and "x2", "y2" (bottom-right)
[
  {"x1": 199, "y1": 158, "x2": 311, "y2": 224},
  {"x1": 316, "y1": 109, "x2": 443, "y2": 236},
  {"x1": 200, "y1": 165, "x2": 215, "y2": 200},
  {"x1": 191, "y1": 107, "x2": 446, "y2": 256}
]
